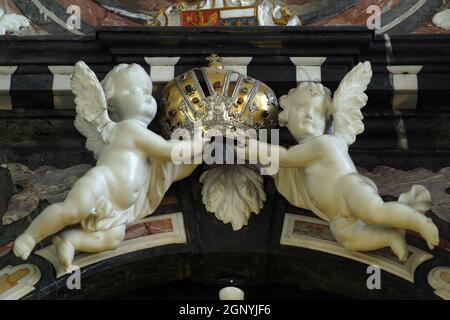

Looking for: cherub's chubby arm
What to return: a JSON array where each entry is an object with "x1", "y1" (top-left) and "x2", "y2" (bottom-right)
[
  {"x1": 280, "y1": 137, "x2": 331, "y2": 167},
  {"x1": 132, "y1": 124, "x2": 205, "y2": 162},
  {"x1": 237, "y1": 137, "x2": 326, "y2": 168}
]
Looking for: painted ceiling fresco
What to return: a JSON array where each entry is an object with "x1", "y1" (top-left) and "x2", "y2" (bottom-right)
[{"x1": 1, "y1": 0, "x2": 449, "y2": 35}]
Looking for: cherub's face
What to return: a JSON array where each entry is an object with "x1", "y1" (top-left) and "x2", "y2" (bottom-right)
[
  {"x1": 110, "y1": 70, "x2": 156, "y2": 122},
  {"x1": 284, "y1": 90, "x2": 328, "y2": 141}
]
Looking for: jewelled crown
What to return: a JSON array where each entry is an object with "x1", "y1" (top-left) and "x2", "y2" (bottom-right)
[{"x1": 160, "y1": 54, "x2": 279, "y2": 138}]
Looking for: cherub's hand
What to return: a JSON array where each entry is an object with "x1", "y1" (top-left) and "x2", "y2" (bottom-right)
[
  {"x1": 192, "y1": 126, "x2": 204, "y2": 152},
  {"x1": 235, "y1": 129, "x2": 254, "y2": 146},
  {"x1": 234, "y1": 135, "x2": 260, "y2": 162},
  {"x1": 233, "y1": 131, "x2": 246, "y2": 157},
  {"x1": 201, "y1": 134, "x2": 212, "y2": 150},
  {"x1": 234, "y1": 143, "x2": 247, "y2": 161}
]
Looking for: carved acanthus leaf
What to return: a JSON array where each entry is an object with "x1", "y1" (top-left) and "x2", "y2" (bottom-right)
[{"x1": 200, "y1": 165, "x2": 266, "y2": 231}]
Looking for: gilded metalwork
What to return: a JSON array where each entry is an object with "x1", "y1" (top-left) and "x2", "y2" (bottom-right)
[
  {"x1": 160, "y1": 55, "x2": 278, "y2": 138},
  {"x1": 272, "y1": 6, "x2": 295, "y2": 26}
]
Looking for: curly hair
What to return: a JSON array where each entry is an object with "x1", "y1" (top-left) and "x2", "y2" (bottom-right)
[
  {"x1": 100, "y1": 64, "x2": 151, "y2": 120},
  {"x1": 101, "y1": 63, "x2": 151, "y2": 103},
  {"x1": 278, "y1": 82, "x2": 332, "y2": 127}
]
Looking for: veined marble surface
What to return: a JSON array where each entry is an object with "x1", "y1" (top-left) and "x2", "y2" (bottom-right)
[{"x1": 2, "y1": 0, "x2": 449, "y2": 34}]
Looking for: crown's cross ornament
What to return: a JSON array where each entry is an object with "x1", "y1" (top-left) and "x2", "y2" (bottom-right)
[{"x1": 207, "y1": 54, "x2": 224, "y2": 68}]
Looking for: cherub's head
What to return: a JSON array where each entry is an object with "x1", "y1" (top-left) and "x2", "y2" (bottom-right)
[
  {"x1": 102, "y1": 64, "x2": 156, "y2": 123},
  {"x1": 279, "y1": 82, "x2": 332, "y2": 141}
]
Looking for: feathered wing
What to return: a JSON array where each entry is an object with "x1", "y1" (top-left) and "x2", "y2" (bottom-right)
[
  {"x1": 331, "y1": 61, "x2": 373, "y2": 145},
  {"x1": 71, "y1": 61, "x2": 116, "y2": 159}
]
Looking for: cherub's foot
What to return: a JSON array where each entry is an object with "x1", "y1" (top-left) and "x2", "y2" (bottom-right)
[
  {"x1": 64, "y1": 264, "x2": 80, "y2": 274},
  {"x1": 13, "y1": 233, "x2": 36, "y2": 260},
  {"x1": 420, "y1": 218, "x2": 440, "y2": 249},
  {"x1": 52, "y1": 235, "x2": 75, "y2": 272},
  {"x1": 390, "y1": 231, "x2": 408, "y2": 262}
]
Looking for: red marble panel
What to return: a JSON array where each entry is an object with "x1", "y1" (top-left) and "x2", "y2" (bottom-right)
[
  {"x1": 406, "y1": 230, "x2": 448, "y2": 252},
  {"x1": 124, "y1": 218, "x2": 173, "y2": 240},
  {"x1": 312, "y1": 0, "x2": 401, "y2": 26},
  {"x1": 117, "y1": 0, "x2": 296, "y2": 11},
  {"x1": 0, "y1": 0, "x2": 20, "y2": 12},
  {"x1": 56, "y1": 0, "x2": 141, "y2": 27},
  {"x1": 116, "y1": 0, "x2": 175, "y2": 11},
  {"x1": 160, "y1": 195, "x2": 179, "y2": 206},
  {"x1": 293, "y1": 218, "x2": 447, "y2": 258},
  {"x1": 0, "y1": 0, "x2": 45, "y2": 33},
  {"x1": 413, "y1": 3, "x2": 450, "y2": 34},
  {"x1": 439, "y1": 238, "x2": 450, "y2": 252},
  {"x1": 293, "y1": 220, "x2": 335, "y2": 241},
  {"x1": 292, "y1": 219, "x2": 404, "y2": 260},
  {"x1": 0, "y1": 242, "x2": 13, "y2": 259}
]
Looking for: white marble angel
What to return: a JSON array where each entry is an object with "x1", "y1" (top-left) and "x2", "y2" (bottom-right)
[
  {"x1": 239, "y1": 62, "x2": 440, "y2": 260},
  {"x1": 14, "y1": 62, "x2": 200, "y2": 271}
]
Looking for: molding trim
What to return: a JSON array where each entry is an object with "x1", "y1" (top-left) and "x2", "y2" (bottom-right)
[
  {"x1": 36, "y1": 212, "x2": 187, "y2": 278},
  {"x1": 0, "y1": 264, "x2": 41, "y2": 300},
  {"x1": 280, "y1": 213, "x2": 433, "y2": 283},
  {"x1": 428, "y1": 266, "x2": 450, "y2": 300}
]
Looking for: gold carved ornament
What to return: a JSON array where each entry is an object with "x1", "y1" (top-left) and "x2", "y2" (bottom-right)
[{"x1": 272, "y1": 6, "x2": 295, "y2": 26}]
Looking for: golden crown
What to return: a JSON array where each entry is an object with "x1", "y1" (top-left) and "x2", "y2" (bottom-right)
[{"x1": 159, "y1": 54, "x2": 279, "y2": 138}]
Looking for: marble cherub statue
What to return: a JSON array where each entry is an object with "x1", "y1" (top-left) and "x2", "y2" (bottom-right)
[
  {"x1": 14, "y1": 62, "x2": 201, "y2": 271},
  {"x1": 239, "y1": 62, "x2": 440, "y2": 260}
]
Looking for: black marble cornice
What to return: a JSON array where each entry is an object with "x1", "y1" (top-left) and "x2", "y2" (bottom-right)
[
  {"x1": 1, "y1": 27, "x2": 449, "y2": 67},
  {"x1": 365, "y1": 34, "x2": 450, "y2": 66},
  {"x1": 0, "y1": 27, "x2": 450, "y2": 65},
  {"x1": 0, "y1": 27, "x2": 375, "y2": 65},
  {"x1": 0, "y1": 35, "x2": 110, "y2": 66},
  {"x1": 0, "y1": 27, "x2": 449, "y2": 170},
  {"x1": 96, "y1": 26, "x2": 374, "y2": 61}
]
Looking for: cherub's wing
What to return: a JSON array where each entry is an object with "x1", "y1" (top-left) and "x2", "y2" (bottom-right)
[
  {"x1": 331, "y1": 61, "x2": 373, "y2": 145},
  {"x1": 71, "y1": 61, "x2": 116, "y2": 159}
]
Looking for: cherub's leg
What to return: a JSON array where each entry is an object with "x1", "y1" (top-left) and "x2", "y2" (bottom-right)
[
  {"x1": 14, "y1": 175, "x2": 103, "y2": 260},
  {"x1": 53, "y1": 225, "x2": 126, "y2": 272},
  {"x1": 330, "y1": 217, "x2": 408, "y2": 261},
  {"x1": 342, "y1": 175, "x2": 439, "y2": 249}
]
